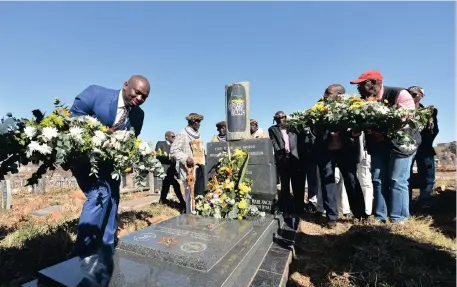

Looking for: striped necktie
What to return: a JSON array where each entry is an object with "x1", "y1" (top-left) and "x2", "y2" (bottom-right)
[{"x1": 113, "y1": 107, "x2": 128, "y2": 131}]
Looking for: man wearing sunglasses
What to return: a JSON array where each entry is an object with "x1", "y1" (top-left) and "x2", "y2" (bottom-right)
[
  {"x1": 350, "y1": 70, "x2": 419, "y2": 224},
  {"x1": 407, "y1": 86, "x2": 439, "y2": 210},
  {"x1": 155, "y1": 131, "x2": 186, "y2": 212}
]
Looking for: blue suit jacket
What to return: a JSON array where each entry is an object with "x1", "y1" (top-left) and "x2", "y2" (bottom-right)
[
  {"x1": 69, "y1": 85, "x2": 144, "y2": 137},
  {"x1": 69, "y1": 85, "x2": 145, "y2": 190}
]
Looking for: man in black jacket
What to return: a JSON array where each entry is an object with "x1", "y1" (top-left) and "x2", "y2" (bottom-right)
[
  {"x1": 155, "y1": 131, "x2": 185, "y2": 212},
  {"x1": 313, "y1": 85, "x2": 366, "y2": 228},
  {"x1": 407, "y1": 86, "x2": 439, "y2": 209},
  {"x1": 268, "y1": 111, "x2": 301, "y2": 217}
]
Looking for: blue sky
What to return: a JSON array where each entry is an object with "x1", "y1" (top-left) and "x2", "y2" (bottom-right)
[{"x1": 0, "y1": 1, "x2": 455, "y2": 145}]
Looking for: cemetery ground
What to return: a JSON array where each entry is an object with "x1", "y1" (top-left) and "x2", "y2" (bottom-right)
[{"x1": 0, "y1": 169, "x2": 455, "y2": 287}]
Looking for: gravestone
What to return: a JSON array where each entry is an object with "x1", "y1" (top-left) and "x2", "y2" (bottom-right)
[
  {"x1": 206, "y1": 139, "x2": 277, "y2": 213},
  {"x1": 225, "y1": 81, "x2": 251, "y2": 141},
  {"x1": 0, "y1": 179, "x2": 12, "y2": 210},
  {"x1": 26, "y1": 214, "x2": 294, "y2": 287}
]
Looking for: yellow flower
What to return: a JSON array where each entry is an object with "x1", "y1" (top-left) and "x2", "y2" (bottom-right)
[
  {"x1": 203, "y1": 203, "x2": 210, "y2": 210},
  {"x1": 222, "y1": 181, "x2": 234, "y2": 190},
  {"x1": 238, "y1": 182, "x2": 251, "y2": 194},
  {"x1": 238, "y1": 199, "x2": 247, "y2": 209},
  {"x1": 349, "y1": 102, "x2": 363, "y2": 110},
  {"x1": 233, "y1": 148, "x2": 245, "y2": 158},
  {"x1": 125, "y1": 167, "x2": 132, "y2": 173},
  {"x1": 100, "y1": 126, "x2": 108, "y2": 132},
  {"x1": 135, "y1": 138, "x2": 142, "y2": 148},
  {"x1": 384, "y1": 99, "x2": 389, "y2": 103},
  {"x1": 237, "y1": 215, "x2": 243, "y2": 220}
]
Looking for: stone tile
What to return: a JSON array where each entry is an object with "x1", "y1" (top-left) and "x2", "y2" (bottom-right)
[
  {"x1": 249, "y1": 270, "x2": 282, "y2": 287},
  {"x1": 31, "y1": 205, "x2": 61, "y2": 216},
  {"x1": 118, "y1": 195, "x2": 159, "y2": 212},
  {"x1": 259, "y1": 247, "x2": 291, "y2": 275}
]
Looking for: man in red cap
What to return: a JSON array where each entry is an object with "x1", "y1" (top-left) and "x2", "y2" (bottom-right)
[{"x1": 350, "y1": 70, "x2": 419, "y2": 224}]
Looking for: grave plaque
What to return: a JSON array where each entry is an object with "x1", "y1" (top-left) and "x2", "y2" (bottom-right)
[
  {"x1": 250, "y1": 192, "x2": 275, "y2": 213},
  {"x1": 206, "y1": 139, "x2": 274, "y2": 168}
]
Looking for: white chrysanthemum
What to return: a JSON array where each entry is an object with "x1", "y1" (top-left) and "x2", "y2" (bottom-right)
[
  {"x1": 37, "y1": 143, "x2": 52, "y2": 155},
  {"x1": 84, "y1": 116, "x2": 99, "y2": 125},
  {"x1": 113, "y1": 142, "x2": 121, "y2": 150},
  {"x1": 24, "y1": 126, "x2": 37, "y2": 139},
  {"x1": 41, "y1": 127, "x2": 59, "y2": 141},
  {"x1": 114, "y1": 130, "x2": 128, "y2": 141},
  {"x1": 92, "y1": 136, "x2": 103, "y2": 147},
  {"x1": 27, "y1": 141, "x2": 41, "y2": 153},
  {"x1": 28, "y1": 141, "x2": 52, "y2": 155},
  {"x1": 94, "y1": 130, "x2": 106, "y2": 140},
  {"x1": 138, "y1": 142, "x2": 152, "y2": 155},
  {"x1": 69, "y1": 127, "x2": 84, "y2": 142}
]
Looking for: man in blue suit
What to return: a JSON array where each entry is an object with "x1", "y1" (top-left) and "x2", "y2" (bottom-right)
[{"x1": 68, "y1": 75, "x2": 150, "y2": 285}]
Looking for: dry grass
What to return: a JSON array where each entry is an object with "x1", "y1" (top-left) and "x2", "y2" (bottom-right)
[
  {"x1": 0, "y1": 186, "x2": 180, "y2": 287},
  {"x1": 288, "y1": 176, "x2": 456, "y2": 287}
]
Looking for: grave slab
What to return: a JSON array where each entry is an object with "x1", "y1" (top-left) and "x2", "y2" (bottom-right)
[
  {"x1": 27, "y1": 215, "x2": 294, "y2": 287},
  {"x1": 117, "y1": 215, "x2": 253, "y2": 271},
  {"x1": 31, "y1": 205, "x2": 62, "y2": 216}
]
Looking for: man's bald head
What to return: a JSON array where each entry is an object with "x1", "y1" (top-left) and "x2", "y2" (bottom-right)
[
  {"x1": 165, "y1": 131, "x2": 175, "y2": 143},
  {"x1": 123, "y1": 75, "x2": 151, "y2": 107},
  {"x1": 324, "y1": 84, "x2": 345, "y2": 100}
]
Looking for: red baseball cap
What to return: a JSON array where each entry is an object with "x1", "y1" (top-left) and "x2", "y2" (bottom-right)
[{"x1": 350, "y1": 70, "x2": 383, "y2": 84}]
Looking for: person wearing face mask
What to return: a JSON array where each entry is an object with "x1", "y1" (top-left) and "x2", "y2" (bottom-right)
[
  {"x1": 268, "y1": 111, "x2": 301, "y2": 217},
  {"x1": 350, "y1": 70, "x2": 419, "y2": 224},
  {"x1": 69, "y1": 75, "x2": 150, "y2": 285},
  {"x1": 211, "y1": 121, "x2": 227, "y2": 142},
  {"x1": 170, "y1": 113, "x2": 206, "y2": 214},
  {"x1": 406, "y1": 86, "x2": 439, "y2": 210}
]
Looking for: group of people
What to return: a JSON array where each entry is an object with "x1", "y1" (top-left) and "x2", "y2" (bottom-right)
[
  {"x1": 153, "y1": 114, "x2": 270, "y2": 214},
  {"x1": 65, "y1": 70, "x2": 438, "y2": 285},
  {"x1": 267, "y1": 70, "x2": 439, "y2": 228}
]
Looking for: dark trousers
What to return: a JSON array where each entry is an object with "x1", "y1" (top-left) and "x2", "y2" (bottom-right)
[
  {"x1": 301, "y1": 158, "x2": 319, "y2": 201},
  {"x1": 409, "y1": 153, "x2": 435, "y2": 204},
  {"x1": 277, "y1": 156, "x2": 303, "y2": 215},
  {"x1": 317, "y1": 149, "x2": 366, "y2": 221},
  {"x1": 160, "y1": 174, "x2": 185, "y2": 205}
]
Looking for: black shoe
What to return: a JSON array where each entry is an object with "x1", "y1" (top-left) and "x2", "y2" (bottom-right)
[
  {"x1": 159, "y1": 199, "x2": 169, "y2": 205},
  {"x1": 327, "y1": 220, "x2": 337, "y2": 229}
]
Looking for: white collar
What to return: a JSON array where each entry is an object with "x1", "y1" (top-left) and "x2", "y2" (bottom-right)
[
  {"x1": 166, "y1": 140, "x2": 172, "y2": 145},
  {"x1": 118, "y1": 90, "x2": 126, "y2": 108}
]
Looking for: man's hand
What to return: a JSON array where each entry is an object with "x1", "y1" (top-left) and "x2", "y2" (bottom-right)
[{"x1": 186, "y1": 157, "x2": 194, "y2": 167}]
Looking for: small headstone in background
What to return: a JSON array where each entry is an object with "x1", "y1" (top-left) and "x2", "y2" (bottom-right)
[
  {"x1": 0, "y1": 180, "x2": 12, "y2": 210},
  {"x1": 31, "y1": 205, "x2": 62, "y2": 216}
]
